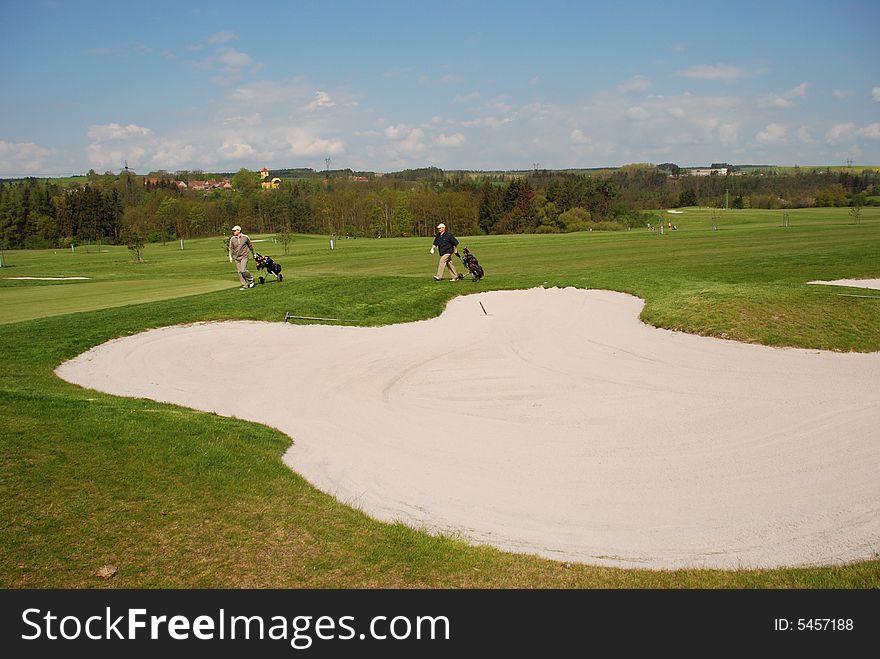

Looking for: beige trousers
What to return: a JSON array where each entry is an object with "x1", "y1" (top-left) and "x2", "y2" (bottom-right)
[
  {"x1": 235, "y1": 257, "x2": 254, "y2": 287},
  {"x1": 436, "y1": 253, "x2": 459, "y2": 279}
]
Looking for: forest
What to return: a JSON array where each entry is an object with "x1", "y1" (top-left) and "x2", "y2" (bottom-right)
[{"x1": 1, "y1": 164, "x2": 877, "y2": 250}]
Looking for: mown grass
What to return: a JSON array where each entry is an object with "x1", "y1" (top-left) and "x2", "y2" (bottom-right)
[{"x1": 1, "y1": 206, "x2": 879, "y2": 588}]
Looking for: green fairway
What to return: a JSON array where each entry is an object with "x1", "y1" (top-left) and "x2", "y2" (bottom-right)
[
  {"x1": 1, "y1": 207, "x2": 879, "y2": 588},
  {"x1": 0, "y1": 279, "x2": 236, "y2": 324}
]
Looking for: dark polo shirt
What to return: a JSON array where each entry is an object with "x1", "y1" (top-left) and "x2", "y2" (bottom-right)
[{"x1": 432, "y1": 231, "x2": 459, "y2": 255}]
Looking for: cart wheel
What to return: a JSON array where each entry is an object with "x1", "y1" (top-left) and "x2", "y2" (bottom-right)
[
  {"x1": 278, "y1": 274, "x2": 283, "y2": 282},
  {"x1": 259, "y1": 277, "x2": 265, "y2": 284}
]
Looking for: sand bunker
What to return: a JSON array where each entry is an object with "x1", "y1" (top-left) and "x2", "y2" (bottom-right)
[
  {"x1": 808, "y1": 278, "x2": 880, "y2": 291},
  {"x1": 55, "y1": 287, "x2": 880, "y2": 570}
]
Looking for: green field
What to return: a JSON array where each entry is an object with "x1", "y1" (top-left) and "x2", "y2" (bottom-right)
[{"x1": 2, "y1": 207, "x2": 879, "y2": 588}]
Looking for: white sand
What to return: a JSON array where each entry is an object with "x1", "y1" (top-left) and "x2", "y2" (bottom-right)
[
  {"x1": 808, "y1": 278, "x2": 880, "y2": 290},
  {"x1": 55, "y1": 287, "x2": 880, "y2": 570}
]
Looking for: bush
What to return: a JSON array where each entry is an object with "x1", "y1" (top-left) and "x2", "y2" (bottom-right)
[
  {"x1": 608, "y1": 207, "x2": 645, "y2": 228},
  {"x1": 22, "y1": 235, "x2": 54, "y2": 249},
  {"x1": 586, "y1": 221, "x2": 625, "y2": 231},
  {"x1": 677, "y1": 189, "x2": 698, "y2": 207},
  {"x1": 750, "y1": 194, "x2": 784, "y2": 209},
  {"x1": 557, "y1": 207, "x2": 591, "y2": 232}
]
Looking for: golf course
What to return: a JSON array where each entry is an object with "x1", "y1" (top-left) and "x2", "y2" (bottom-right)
[{"x1": 2, "y1": 206, "x2": 879, "y2": 588}]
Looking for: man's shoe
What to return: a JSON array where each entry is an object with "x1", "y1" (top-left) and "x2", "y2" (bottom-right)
[
  {"x1": 456, "y1": 273, "x2": 464, "y2": 280},
  {"x1": 433, "y1": 276, "x2": 441, "y2": 281},
  {"x1": 239, "y1": 286, "x2": 247, "y2": 290},
  {"x1": 248, "y1": 280, "x2": 255, "y2": 288}
]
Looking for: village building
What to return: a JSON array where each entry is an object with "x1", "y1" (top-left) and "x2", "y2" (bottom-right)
[
  {"x1": 260, "y1": 167, "x2": 282, "y2": 189},
  {"x1": 688, "y1": 167, "x2": 730, "y2": 177}
]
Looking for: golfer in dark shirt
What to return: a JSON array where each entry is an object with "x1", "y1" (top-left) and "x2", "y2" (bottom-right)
[{"x1": 430, "y1": 223, "x2": 463, "y2": 281}]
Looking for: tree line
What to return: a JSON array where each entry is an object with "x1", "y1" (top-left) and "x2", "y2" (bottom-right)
[{"x1": 1, "y1": 165, "x2": 877, "y2": 250}]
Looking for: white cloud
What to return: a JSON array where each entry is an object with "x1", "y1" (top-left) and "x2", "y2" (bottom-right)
[
  {"x1": 789, "y1": 82, "x2": 808, "y2": 98},
  {"x1": 86, "y1": 130, "x2": 209, "y2": 172},
  {"x1": 384, "y1": 124, "x2": 412, "y2": 140},
  {"x1": 460, "y1": 116, "x2": 514, "y2": 129},
  {"x1": 304, "y1": 91, "x2": 336, "y2": 111},
  {"x1": 32, "y1": 72, "x2": 366, "y2": 174},
  {"x1": 0, "y1": 140, "x2": 55, "y2": 176},
  {"x1": 626, "y1": 106, "x2": 650, "y2": 121},
  {"x1": 826, "y1": 122, "x2": 856, "y2": 143},
  {"x1": 797, "y1": 126, "x2": 814, "y2": 143},
  {"x1": 216, "y1": 48, "x2": 253, "y2": 70},
  {"x1": 696, "y1": 117, "x2": 720, "y2": 132},
  {"x1": 873, "y1": 87, "x2": 880, "y2": 102},
  {"x1": 433, "y1": 133, "x2": 465, "y2": 147},
  {"x1": 858, "y1": 123, "x2": 880, "y2": 140},
  {"x1": 756, "y1": 123, "x2": 788, "y2": 144},
  {"x1": 617, "y1": 75, "x2": 651, "y2": 93},
  {"x1": 207, "y1": 31, "x2": 238, "y2": 44},
  {"x1": 397, "y1": 128, "x2": 425, "y2": 153},
  {"x1": 383, "y1": 124, "x2": 425, "y2": 153},
  {"x1": 759, "y1": 96, "x2": 793, "y2": 109},
  {"x1": 222, "y1": 113, "x2": 262, "y2": 126},
  {"x1": 666, "y1": 107, "x2": 685, "y2": 119},
  {"x1": 670, "y1": 42, "x2": 687, "y2": 53},
  {"x1": 678, "y1": 64, "x2": 744, "y2": 80},
  {"x1": 230, "y1": 80, "x2": 305, "y2": 104},
  {"x1": 87, "y1": 123, "x2": 152, "y2": 141},
  {"x1": 570, "y1": 129, "x2": 591, "y2": 145},
  {"x1": 151, "y1": 141, "x2": 197, "y2": 169},
  {"x1": 833, "y1": 89, "x2": 855, "y2": 98},
  {"x1": 86, "y1": 143, "x2": 147, "y2": 170},
  {"x1": 518, "y1": 102, "x2": 559, "y2": 119},
  {"x1": 218, "y1": 141, "x2": 256, "y2": 159},
  {"x1": 454, "y1": 91, "x2": 480, "y2": 103},
  {"x1": 283, "y1": 129, "x2": 345, "y2": 156},
  {"x1": 718, "y1": 123, "x2": 739, "y2": 144},
  {"x1": 757, "y1": 82, "x2": 808, "y2": 109}
]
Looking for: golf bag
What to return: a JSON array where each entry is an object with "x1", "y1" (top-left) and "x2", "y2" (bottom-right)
[
  {"x1": 458, "y1": 247, "x2": 484, "y2": 281},
  {"x1": 254, "y1": 253, "x2": 283, "y2": 284}
]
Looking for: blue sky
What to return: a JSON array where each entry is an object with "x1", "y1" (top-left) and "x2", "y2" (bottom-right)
[{"x1": 1, "y1": 0, "x2": 878, "y2": 176}]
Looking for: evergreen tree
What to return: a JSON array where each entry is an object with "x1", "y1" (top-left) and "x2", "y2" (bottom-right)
[{"x1": 478, "y1": 181, "x2": 502, "y2": 234}]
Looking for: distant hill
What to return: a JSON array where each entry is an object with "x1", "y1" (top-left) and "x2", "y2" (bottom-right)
[{"x1": 5, "y1": 163, "x2": 879, "y2": 185}]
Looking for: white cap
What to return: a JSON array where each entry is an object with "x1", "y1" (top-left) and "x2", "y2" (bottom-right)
[
  {"x1": 232, "y1": 225, "x2": 241, "y2": 231},
  {"x1": 437, "y1": 223, "x2": 445, "y2": 229}
]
